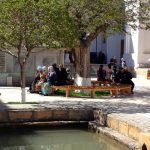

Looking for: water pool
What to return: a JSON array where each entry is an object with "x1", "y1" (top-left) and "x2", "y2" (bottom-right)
[{"x1": 0, "y1": 128, "x2": 129, "y2": 150}]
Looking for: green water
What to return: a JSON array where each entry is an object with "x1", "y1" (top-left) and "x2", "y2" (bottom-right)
[{"x1": 0, "y1": 129, "x2": 129, "y2": 150}]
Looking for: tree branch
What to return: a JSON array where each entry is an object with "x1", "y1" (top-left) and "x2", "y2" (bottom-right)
[
  {"x1": 0, "y1": 48, "x2": 18, "y2": 58},
  {"x1": 23, "y1": 48, "x2": 32, "y2": 65},
  {"x1": 87, "y1": 23, "x2": 109, "y2": 43}
]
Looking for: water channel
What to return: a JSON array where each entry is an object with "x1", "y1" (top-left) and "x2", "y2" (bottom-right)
[{"x1": 0, "y1": 128, "x2": 129, "y2": 150}]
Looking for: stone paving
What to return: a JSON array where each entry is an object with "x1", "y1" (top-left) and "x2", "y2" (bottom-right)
[{"x1": 0, "y1": 78, "x2": 150, "y2": 133}]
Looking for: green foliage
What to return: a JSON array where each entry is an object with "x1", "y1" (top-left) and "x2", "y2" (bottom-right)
[
  {"x1": 38, "y1": 0, "x2": 79, "y2": 48},
  {"x1": 0, "y1": 0, "x2": 78, "y2": 52},
  {"x1": 62, "y1": 0, "x2": 150, "y2": 45},
  {"x1": 139, "y1": 1, "x2": 150, "y2": 29},
  {"x1": 55, "y1": 90, "x2": 110, "y2": 97},
  {"x1": 68, "y1": 0, "x2": 126, "y2": 33},
  {"x1": 0, "y1": 0, "x2": 149, "y2": 51},
  {"x1": 0, "y1": 0, "x2": 41, "y2": 48}
]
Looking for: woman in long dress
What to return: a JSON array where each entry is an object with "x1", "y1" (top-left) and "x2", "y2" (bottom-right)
[{"x1": 41, "y1": 66, "x2": 57, "y2": 96}]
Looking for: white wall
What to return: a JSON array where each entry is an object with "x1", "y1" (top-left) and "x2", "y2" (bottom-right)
[
  {"x1": 35, "y1": 49, "x2": 64, "y2": 68},
  {"x1": 90, "y1": 36, "x2": 107, "y2": 54},
  {"x1": 124, "y1": 27, "x2": 139, "y2": 68},
  {"x1": 90, "y1": 34, "x2": 124, "y2": 64},
  {"x1": 5, "y1": 53, "x2": 14, "y2": 73},
  {"x1": 107, "y1": 34, "x2": 124, "y2": 65},
  {"x1": 138, "y1": 29, "x2": 150, "y2": 66}
]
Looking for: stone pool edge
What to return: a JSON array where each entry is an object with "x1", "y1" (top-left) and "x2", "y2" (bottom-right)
[{"x1": 0, "y1": 108, "x2": 149, "y2": 150}]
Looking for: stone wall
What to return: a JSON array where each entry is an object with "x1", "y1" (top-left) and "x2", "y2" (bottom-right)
[
  {"x1": 90, "y1": 110, "x2": 150, "y2": 150},
  {"x1": 0, "y1": 109, "x2": 94, "y2": 125},
  {"x1": 0, "y1": 49, "x2": 64, "y2": 86}
]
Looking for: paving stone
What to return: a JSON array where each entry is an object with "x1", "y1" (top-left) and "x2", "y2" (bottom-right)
[{"x1": 0, "y1": 78, "x2": 150, "y2": 146}]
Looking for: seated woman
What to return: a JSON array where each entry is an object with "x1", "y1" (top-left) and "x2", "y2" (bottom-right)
[
  {"x1": 35, "y1": 74, "x2": 47, "y2": 93},
  {"x1": 106, "y1": 64, "x2": 112, "y2": 82},
  {"x1": 41, "y1": 66, "x2": 57, "y2": 96},
  {"x1": 34, "y1": 66, "x2": 47, "y2": 93},
  {"x1": 47, "y1": 66, "x2": 57, "y2": 85},
  {"x1": 42, "y1": 66, "x2": 48, "y2": 78},
  {"x1": 29, "y1": 66, "x2": 42, "y2": 93}
]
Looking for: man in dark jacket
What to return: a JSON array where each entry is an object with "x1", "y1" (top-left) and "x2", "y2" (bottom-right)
[
  {"x1": 115, "y1": 67, "x2": 123, "y2": 83},
  {"x1": 58, "y1": 64, "x2": 67, "y2": 85},
  {"x1": 120, "y1": 67, "x2": 135, "y2": 94}
]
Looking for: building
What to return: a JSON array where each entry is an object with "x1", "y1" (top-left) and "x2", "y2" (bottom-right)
[
  {"x1": 89, "y1": 27, "x2": 150, "y2": 78},
  {"x1": 0, "y1": 49, "x2": 64, "y2": 86},
  {"x1": 0, "y1": 27, "x2": 150, "y2": 86}
]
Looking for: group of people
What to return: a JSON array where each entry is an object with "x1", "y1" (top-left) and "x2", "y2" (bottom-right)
[
  {"x1": 110, "y1": 56, "x2": 127, "y2": 68},
  {"x1": 29, "y1": 55, "x2": 134, "y2": 95},
  {"x1": 97, "y1": 62, "x2": 134, "y2": 94},
  {"x1": 29, "y1": 64, "x2": 73, "y2": 95}
]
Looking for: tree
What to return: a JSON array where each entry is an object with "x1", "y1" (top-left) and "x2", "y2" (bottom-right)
[
  {"x1": 0, "y1": 0, "x2": 150, "y2": 99},
  {"x1": 0, "y1": 0, "x2": 77, "y2": 102},
  {"x1": 0, "y1": 0, "x2": 46, "y2": 102},
  {"x1": 62, "y1": 0, "x2": 150, "y2": 85}
]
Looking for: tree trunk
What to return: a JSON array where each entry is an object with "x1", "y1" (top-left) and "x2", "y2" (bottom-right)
[
  {"x1": 73, "y1": 41, "x2": 91, "y2": 87},
  {"x1": 20, "y1": 64, "x2": 26, "y2": 103}
]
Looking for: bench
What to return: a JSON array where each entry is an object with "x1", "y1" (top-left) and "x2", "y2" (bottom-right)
[
  {"x1": 91, "y1": 80, "x2": 112, "y2": 86},
  {"x1": 52, "y1": 84, "x2": 132, "y2": 98}
]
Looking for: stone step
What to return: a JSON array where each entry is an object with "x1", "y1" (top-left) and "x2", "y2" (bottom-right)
[
  {"x1": 107, "y1": 113, "x2": 150, "y2": 150},
  {"x1": 89, "y1": 122, "x2": 140, "y2": 150}
]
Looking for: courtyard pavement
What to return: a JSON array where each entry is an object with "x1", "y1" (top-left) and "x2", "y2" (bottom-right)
[{"x1": 0, "y1": 78, "x2": 150, "y2": 132}]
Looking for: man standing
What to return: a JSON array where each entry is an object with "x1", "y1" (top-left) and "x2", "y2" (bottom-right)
[
  {"x1": 110, "y1": 56, "x2": 117, "y2": 66},
  {"x1": 98, "y1": 51, "x2": 106, "y2": 64},
  {"x1": 120, "y1": 58, "x2": 127, "y2": 68}
]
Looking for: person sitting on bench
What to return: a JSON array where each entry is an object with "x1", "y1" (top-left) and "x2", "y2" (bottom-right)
[{"x1": 120, "y1": 67, "x2": 135, "y2": 94}]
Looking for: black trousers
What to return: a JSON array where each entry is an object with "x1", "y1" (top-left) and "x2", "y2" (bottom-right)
[{"x1": 121, "y1": 80, "x2": 135, "y2": 92}]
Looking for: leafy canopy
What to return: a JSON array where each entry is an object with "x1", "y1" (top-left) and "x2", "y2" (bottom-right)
[
  {"x1": 0, "y1": 0, "x2": 78, "y2": 52},
  {"x1": 0, "y1": 0, "x2": 150, "y2": 51},
  {"x1": 62, "y1": 0, "x2": 150, "y2": 46}
]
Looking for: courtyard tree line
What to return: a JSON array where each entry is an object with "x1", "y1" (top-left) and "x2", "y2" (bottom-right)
[
  {"x1": 64, "y1": 0, "x2": 150, "y2": 85},
  {"x1": 0, "y1": 0, "x2": 150, "y2": 102},
  {"x1": 0, "y1": 0, "x2": 77, "y2": 102}
]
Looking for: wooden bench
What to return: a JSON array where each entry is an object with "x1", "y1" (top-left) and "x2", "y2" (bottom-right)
[
  {"x1": 91, "y1": 81, "x2": 132, "y2": 95},
  {"x1": 91, "y1": 80, "x2": 112, "y2": 86},
  {"x1": 52, "y1": 84, "x2": 132, "y2": 98}
]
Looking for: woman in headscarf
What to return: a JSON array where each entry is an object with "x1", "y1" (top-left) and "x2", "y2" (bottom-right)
[
  {"x1": 29, "y1": 66, "x2": 42, "y2": 93},
  {"x1": 34, "y1": 66, "x2": 47, "y2": 93},
  {"x1": 47, "y1": 66, "x2": 57, "y2": 85},
  {"x1": 41, "y1": 66, "x2": 56, "y2": 96},
  {"x1": 42, "y1": 66, "x2": 48, "y2": 78}
]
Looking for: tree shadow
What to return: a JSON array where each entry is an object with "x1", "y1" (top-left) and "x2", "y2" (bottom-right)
[
  {"x1": 33, "y1": 86, "x2": 150, "y2": 115},
  {"x1": 0, "y1": 100, "x2": 10, "y2": 110}
]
